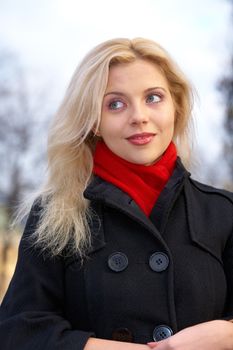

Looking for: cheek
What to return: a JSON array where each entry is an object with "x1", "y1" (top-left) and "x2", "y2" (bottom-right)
[
  {"x1": 99, "y1": 121, "x2": 117, "y2": 140},
  {"x1": 99, "y1": 115, "x2": 124, "y2": 136},
  {"x1": 157, "y1": 115, "x2": 175, "y2": 131},
  {"x1": 163, "y1": 108, "x2": 175, "y2": 129},
  {"x1": 99, "y1": 114, "x2": 110, "y2": 134}
]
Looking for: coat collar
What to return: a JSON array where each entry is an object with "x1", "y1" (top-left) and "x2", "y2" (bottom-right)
[{"x1": 84, "y1": 158, "x2": 189, "y2": 237}]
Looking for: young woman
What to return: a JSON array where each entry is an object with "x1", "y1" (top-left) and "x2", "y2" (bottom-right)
[{"x1": 0, "y1": 38, "x2": 233, "y2": 350}]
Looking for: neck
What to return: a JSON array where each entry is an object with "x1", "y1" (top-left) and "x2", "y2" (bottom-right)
[{"x1": 93, "y1": 141, "x2": 177, "y2": 216}]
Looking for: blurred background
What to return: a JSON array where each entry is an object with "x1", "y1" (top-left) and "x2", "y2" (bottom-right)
[{"x1": 0, "y1": 0, "x2": 232, "y2": 301}]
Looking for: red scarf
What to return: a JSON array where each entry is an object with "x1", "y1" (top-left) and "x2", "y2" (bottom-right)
[{"x1": 93, "y1": 141, "x2": 177, "y2": 216}]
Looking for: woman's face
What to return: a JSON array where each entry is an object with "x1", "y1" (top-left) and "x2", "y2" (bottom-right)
[{"x1": 99, "y1": 59, "x2": 175, "y2": 165}]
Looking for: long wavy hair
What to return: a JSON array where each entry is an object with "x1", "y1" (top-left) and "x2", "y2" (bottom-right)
[{"x1": 24, "y1": 38, "x2": 194, "y2": 257}]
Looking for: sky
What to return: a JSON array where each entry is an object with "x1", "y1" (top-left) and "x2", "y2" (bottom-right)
[{"x1": 0, "y1": 0, "x2": 232, "y2": 182}]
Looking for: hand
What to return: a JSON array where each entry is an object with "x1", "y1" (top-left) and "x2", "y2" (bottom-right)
[
  {"x1": 147, "y1": 320, "x2": 233, "y2": 350},
  {"x1": 85, "y1": 337, "x2": 150, "y2": 349}
]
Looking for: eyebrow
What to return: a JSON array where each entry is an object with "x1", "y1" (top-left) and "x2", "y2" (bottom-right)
[{"x1": 104, "y1": 87, "x2": 167, "y2": 97}]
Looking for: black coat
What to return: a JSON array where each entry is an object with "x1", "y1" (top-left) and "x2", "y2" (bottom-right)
[{"x1": 0, "y1": 161, "x2": 233, "y2": 349}]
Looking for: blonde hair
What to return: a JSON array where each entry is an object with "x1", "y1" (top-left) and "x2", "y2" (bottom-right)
[{"x1": 28, "y1": 38, "x2": 193, "y2": 257}]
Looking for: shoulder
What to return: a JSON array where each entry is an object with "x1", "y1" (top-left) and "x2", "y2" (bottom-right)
[
  {"x1": 22, "y1": 197, "x2": 43, "y2": 238},
  {"x1": 187, "y1": 177, "x2": 233, "y2": 204},
  {"x1": 184, "y1": 177, "x2": 233, "y2": 236},
  {"x1": 181, "y1": 177, "x2": 233, "y2": 260},
  {"x1": 175, "y1": 158, "x2": 233, "y2": 207}
]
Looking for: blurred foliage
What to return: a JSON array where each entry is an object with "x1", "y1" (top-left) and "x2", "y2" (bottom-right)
[
  {"x1": 0, "y1": 50, "x2": 48, "y2": 222},
  {"x1": 218, "y1": 0, "x2": 233, "y2": 188},
  {"x1": 219, "y1": 58, "x2": 233, "y2": 185},
  {"x1": 0, "y1": 49, "x2": 49, "y2": 301}
]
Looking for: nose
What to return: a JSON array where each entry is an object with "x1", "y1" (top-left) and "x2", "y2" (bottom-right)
[{"x1": 129, "y1": 103, "x2": 149, "y2": 125}]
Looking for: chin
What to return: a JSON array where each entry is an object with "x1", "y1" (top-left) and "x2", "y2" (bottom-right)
[{"x1": 133, "y1": 158, "x2": 156, "y2": 166}]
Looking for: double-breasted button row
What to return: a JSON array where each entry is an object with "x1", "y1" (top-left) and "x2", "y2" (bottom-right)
[
  {"x1": 108, "y1": 252, "x2": 129, "y2": 272},
  {"x1": 149, "y1": 252, "x2": 169, "y2": 272},
  {"x1": 108, "y1": 252, "x2": 169, "y2": 272},
  {"x1": 112, "y1": 325, "x2": 173, "y2": 342},
  {"x1": 153, "y1": 325, "x2": 173, "y2": 341}
]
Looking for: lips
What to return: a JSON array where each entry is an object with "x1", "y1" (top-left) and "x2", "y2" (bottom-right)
[{"x1": 126, "y1": 132, "x2": 155, "y2": 145}]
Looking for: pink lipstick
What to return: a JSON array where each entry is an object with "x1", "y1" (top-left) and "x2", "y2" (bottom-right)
[{"x1": 126, "y1": 132, "x2": 155, "y2": 145}]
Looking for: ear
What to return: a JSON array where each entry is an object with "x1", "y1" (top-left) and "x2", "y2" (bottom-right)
[
  {"x1": 95, "y1": 130, "x2": 101, "y2": 137},
  {"x1": 92, "y1": 124, "x2": 101, "y2": 137}
]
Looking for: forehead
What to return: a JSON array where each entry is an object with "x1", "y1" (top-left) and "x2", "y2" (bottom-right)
[{"x1": 106, "y1": 59, "x2": 169, "y2": 90}]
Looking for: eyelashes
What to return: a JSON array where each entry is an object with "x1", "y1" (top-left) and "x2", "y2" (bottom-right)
[
  {"x1": 109, "y1": 100, "x2": 125, "y2": 110},
  {"x1": 146, "y1": 94, "x2": 163, "y2": 104},
  {"x1": 106, "y1": 93, "x2": 164, "y2": 111}
]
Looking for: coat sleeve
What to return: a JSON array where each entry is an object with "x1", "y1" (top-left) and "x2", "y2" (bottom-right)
[
  {"x1": 223, "y1": 226, "x2": 233, "y2": 319},
  {"x1": 0, "y1": 203, "x2": 94, "y2": 350}
]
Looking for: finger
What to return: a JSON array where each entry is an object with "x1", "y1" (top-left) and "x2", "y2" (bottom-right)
[{"x1": 147, "y1": 342, "x2": 158, "y2": 348}]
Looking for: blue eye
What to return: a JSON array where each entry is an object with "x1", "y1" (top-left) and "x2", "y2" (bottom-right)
[
  {"x1": 109, "y1": 100, "x2": 124, "y2": 110},
  {"x1": 146, "y1": 94, "x2": 161, "y2": 104}
]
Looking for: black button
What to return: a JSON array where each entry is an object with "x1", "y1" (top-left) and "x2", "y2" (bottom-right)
[
  {"x1": 112, "y1": 327, "x2": 133, "y2": 342},
  {"x1": 149, "y1": 252, "x2": 169, "y2": 272},
  {"x1": 153, "y1": 325, "x2": 173, "y2": 341},
  {"x1": 108, "y1": 252, "x2": 128, "y2": 272}
]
